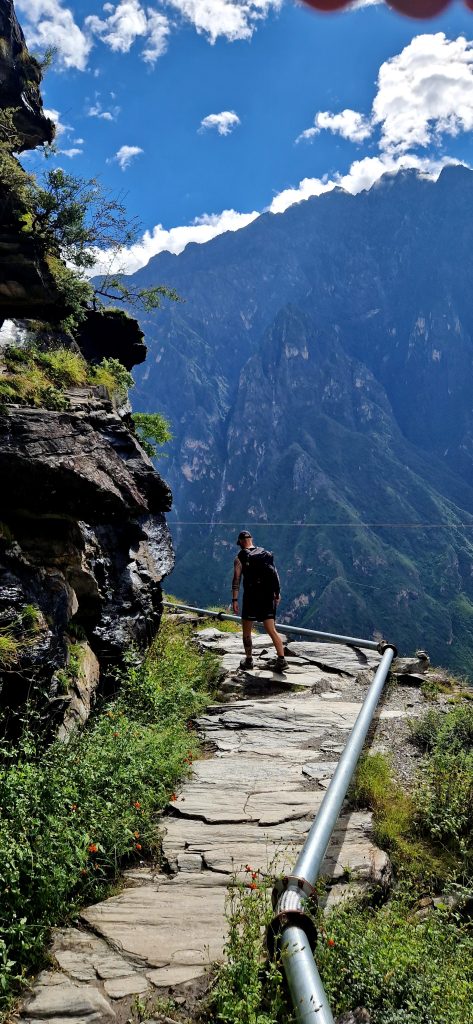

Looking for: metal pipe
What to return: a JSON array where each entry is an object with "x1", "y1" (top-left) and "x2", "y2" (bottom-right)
[
  {"x1": 162, "y1": 600, "x2": 380, "y2": 651},
  {"x1": 281, "y1": 927, "x2": 334, "y2": 1024},
  {"x1": 275, "y1": 645, "x2": 396, "y2": 1024}
]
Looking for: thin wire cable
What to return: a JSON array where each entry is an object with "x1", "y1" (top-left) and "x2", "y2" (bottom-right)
[{"x1": 169, "y1": 520, "x2": 473, "y2": 529}]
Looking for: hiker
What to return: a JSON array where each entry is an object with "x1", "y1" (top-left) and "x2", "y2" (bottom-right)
[{"x1": 231, "y1": 530, "x2": 288, "y2": 673}]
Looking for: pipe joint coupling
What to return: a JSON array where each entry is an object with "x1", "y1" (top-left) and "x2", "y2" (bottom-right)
[
  {"x1": 377, "y1": 640, "x2": 398, "y2": 658},
  {"x1": 267, "y1": 875, "x2": 318, "y2": 958}
]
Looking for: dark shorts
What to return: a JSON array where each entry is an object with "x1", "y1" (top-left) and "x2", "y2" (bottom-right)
[{"x1": 241, "y1": 590, "x2": 276, "y2": 622}]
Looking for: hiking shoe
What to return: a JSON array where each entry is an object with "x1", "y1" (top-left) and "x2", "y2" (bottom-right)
[
  {"x1": 239, "y1": 656, "x2": 254, "y2": 670},
  {"x1": 269, "y1": 656, "x2": 288, "y2": 673}
]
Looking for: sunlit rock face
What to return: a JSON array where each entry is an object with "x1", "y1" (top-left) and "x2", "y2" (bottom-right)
[
  {"x1": 0, "y1": 0, "x2": 53, "y2": 150},
  {"x1": 0, "y1": 388, "x2": 173, "y2": 717},
  {"x1": 129, "y1": 166, "x2": 473, "y2": 670}
]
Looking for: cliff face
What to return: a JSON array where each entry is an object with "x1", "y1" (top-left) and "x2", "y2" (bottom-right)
[
  {"x1": 0, "y1": 1, "x2": 174, "y2": 733},
  {"x1": 129, "y1": 167, "x2": 473, "y2": 671}
]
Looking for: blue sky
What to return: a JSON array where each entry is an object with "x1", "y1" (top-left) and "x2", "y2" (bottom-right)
[{"x1": 16, "y1": 0, "x2": 473, "y2": 271}]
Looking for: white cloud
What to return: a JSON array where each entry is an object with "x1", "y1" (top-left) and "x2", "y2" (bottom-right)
[
  {"x1": 302, "y1": 34, "x2": 473, "y2": 159},
  {"x1": 93, "y1": 208, "x2": 259, "y2": 274},
  {"x1": 60, "y1": 147, "x2": 83, "y2": 157},
  {"x1": 87, "y1": 99, "x2": 121, "y2": 121},
  {"x1": 16, "y1": 0, "x2": 91, "y2": 70},
  {"x1": 112, "y1": 144, "x2": 144, "y2": 170},
  {"x1": 85, "y1": 0, "x2": 148, "y2": 52},
  {"x1": 43, "y1": 107, "x2": 71, "y2": 137},
  {"x1": 297, "y1": 108, "x2": 372, "y2": 144},
  {"x1": 74, "y1": 137, "x2": 85, "y2": 145},
  {"x1": 268, "y1": 153, "x2": 457, "y2": 215},
  {"x1": 374, "y1": 33, "x2": 473, "y2": 155},
  {"x1": 142, "y1": 8, "x2": 170, "y2": 63},
  {"x1": 164, "y1": 0, "x2": 281, "y2": 44},
  {"x1": 199, "y1": 111, "x2": 241, "y2": 136},
  {"x1": 85, "y1": 1, "x2": 170, "y2": 62}
]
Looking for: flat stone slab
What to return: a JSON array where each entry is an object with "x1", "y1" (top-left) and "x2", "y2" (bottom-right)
[
  {"x1": 286, "y1": 641, "x2": 380, "y2": 676},
  {"x1": 22, "y1": 974, "x2": 115, "y2": 1023},
  {"x1": 103, "y1": 976, "x2": 149, "y2": 999},
  {"x1": 82, "y1": 881, "x2": 227, "y2": 971}
]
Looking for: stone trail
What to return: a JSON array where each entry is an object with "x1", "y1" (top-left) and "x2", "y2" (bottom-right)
[{"x1": 20, "y1": 623, "x2": 427, "y2": 1024}]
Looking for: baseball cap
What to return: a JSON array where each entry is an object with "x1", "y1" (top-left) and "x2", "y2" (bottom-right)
[{"x1": 237, "y1": 530, "x2": 252, "y2": 542}]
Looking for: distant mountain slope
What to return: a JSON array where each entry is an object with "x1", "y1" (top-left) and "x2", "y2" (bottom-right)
[{"x1": 129, "y1": 166, "x2": 473, "y2": 670}]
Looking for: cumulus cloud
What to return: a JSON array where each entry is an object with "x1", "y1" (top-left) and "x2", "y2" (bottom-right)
[
  {"x1": 60, "y1": 147, "x2": 83, "y2": 158},
  {"x1": 112, "y1": 144, "x2": 144, "y2": 170},
  {"x1": 85, "y1": 0, "x2": 148, "y2": 52},
  {"x1": 297, "y1": 108, "x2": 372, "y2": 144},
  {"x1": 199, "y1": 111, "x2": 241, "y2": 136},
  {"x1": 301, "y1": 34, "x2": 473, "y2": 158},
  {"x1": 268, "y1": 153, "x2": 455, "y2": 215},
  {"x1": 16, "y1": 0, "x2": 91, "y2": 70},
  {"x1": 142, "y1": 9, "x2": 170, "y2": 63},
  {"x1": 87, "y1": 98, "x2": 121, "y2": 121},
  {"x1": 93, "y1": 208, "x2": 260, "y2": 274},
  {"x1": 43, "y1": 107, "x2": 71, "y2": 137},
  {"x1": 374, "y1": 33, "x2": 473, "y2": 155},
  {"x1": 164, "y1": 0, "x2": 281, "y2": 44}
]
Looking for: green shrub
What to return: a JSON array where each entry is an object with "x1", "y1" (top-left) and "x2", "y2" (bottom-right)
[
  {"x1": 410, "y1": 703, "x2": 473, "y2": 754},
  {"x1": 212, "y1": 871, "x2": 290, "y2": 1024},
  {"x1": 36, "y1": 348, "x2": 88, "y2": 387},
  {"x1": 317, "y1": 899, "x2": 473, "y2": 1024},
  {"x1": 0, "y1": 345, "x2": 133, "y2": 409},
  {"x1": 89, "y1": 357, "x2": 134, "y2": 400},
  {"x1": 0, "y1": 616, "x2": 217, "y2": 1012},
  {"x1": 132, "y1": 412, "x2": 172, "y2": 458}
]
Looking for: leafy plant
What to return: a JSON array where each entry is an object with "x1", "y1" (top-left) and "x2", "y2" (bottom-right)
[
  {"x1": 317, "y1": 898, "x2": 473, "y2": 1024},
  {"x1": 132, "y1": 412, "x2": 172, "y2": 458},
  {"x1": 89, "y1": 357, "x2": 134, "y2": 401},
  {"x1": 212, "y1": 869, "x2": 290, "y2": 1024},
  {"x1": 0, "y1": 616, "x2": 217, "y2": 1012}
]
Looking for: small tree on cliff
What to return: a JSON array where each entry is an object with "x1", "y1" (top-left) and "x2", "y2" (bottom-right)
[{"x1": 28, "y1": 168, "x2": 179, "y2": 319}]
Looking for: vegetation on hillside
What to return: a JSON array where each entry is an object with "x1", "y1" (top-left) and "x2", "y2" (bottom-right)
[{"x1": 0, "y1": 617, "x2": 218, "y2": 1014}]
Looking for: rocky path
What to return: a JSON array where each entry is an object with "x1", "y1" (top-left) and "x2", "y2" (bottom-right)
[{"x1": 20, "y1": 623, "x2": 428, "y2": 1024}]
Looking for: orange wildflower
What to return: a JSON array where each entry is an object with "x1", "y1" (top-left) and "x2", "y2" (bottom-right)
[
  {"x1": 170, "y1": 793, "x2": 177, "y2": 801},
  {"x1": 88, "y1": 843, "x2": 98, "y2": 854},
  {"x1": 133, "y1": 801, "x2": 141, "y2": 809},
  {"x1": 327, "y1": 938, "x2": 335, "y2": 947},
  {"x1": 134, "y1": 831, "x2": 140, "y2": 838},
  {"x1": 135, "y1": 843, "x2": 142, "y2": 851},
  {"x1": 249, "y1": 882, "x2": 257, "y2": 890}
]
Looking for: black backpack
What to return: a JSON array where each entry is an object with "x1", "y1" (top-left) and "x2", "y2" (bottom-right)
[{"x1": 239, "y1": 547, "x2": 276, "y2": 589}]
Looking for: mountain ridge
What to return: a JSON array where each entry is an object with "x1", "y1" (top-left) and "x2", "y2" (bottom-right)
[{"x1": 124, "y1": 165, "x2": 473, "y2": 670}]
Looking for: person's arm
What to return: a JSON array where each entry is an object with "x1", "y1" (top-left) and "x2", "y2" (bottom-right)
[
  {"x1": 273, "y1": 564, "x2": 281, "y2": 604},
  {"x1": 232, "y1": 557, "x2": 242, "y2": 614}
]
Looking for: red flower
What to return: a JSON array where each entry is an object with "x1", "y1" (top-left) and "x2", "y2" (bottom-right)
[
  {"x1": 251, "y1": 871, "x2": 258, "y2": 880},
  {"x1": 170, "y1": 793, "x2": 177, "y2": 801},
  {"x1": 135, "y1": 843, "x2": 142, "y2": 851},
  {"x1": 249, "y1": 882, "x2": 258, "y2": 890},
  {"x1": 245, "y1": 865, "x2": 254, "y2": 873},
  {"x1": 327, "y1": 938, "x2": 335, "y2": 947},
  {"x1": 133, "y1": 801, "x2": 141, "y2": 809},
  {"x1": 88, "y1": 843, "x2": 98, "y2": 854}
]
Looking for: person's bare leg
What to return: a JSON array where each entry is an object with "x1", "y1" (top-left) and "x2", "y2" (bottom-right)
[
  {"x1": 241, "y1": 619, "x2": 253, "y2": 665},
  {"x1": 263, "y1": 618, "x2": 285, "y2": 657}
]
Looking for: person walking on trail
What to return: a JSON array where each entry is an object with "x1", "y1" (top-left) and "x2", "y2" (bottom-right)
[{"x1": 231, "y1": 530, "x2": 288, "y2": 674}]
